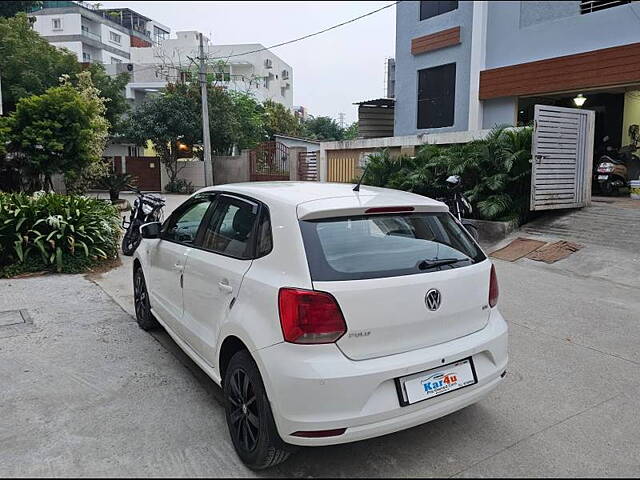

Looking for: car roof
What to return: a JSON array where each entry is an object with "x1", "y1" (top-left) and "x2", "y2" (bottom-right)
[{"x1": 196, "y1": 182, "x2": 448, "y2": 219}]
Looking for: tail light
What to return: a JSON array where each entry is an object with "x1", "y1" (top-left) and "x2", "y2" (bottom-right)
[
  {"x1": 278, "y1": 288, "x2": 347, "y2": 344},
  {"x1": 489, "y1": 264, "x2": 499, "y2": 308}
]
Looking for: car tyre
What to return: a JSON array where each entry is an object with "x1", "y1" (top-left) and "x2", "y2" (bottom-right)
[
  {"x1": 133, "y1": 267, "x2": 160, "y2": 331},
  {"x1": 223, "y1": 350, "x2": 295, "y2": 470}
]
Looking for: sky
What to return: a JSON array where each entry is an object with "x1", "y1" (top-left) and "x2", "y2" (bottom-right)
[{"x1": 100, "y1": 1, "x2": 396, "y2": 124}]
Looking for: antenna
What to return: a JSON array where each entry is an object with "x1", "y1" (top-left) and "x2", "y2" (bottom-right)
[
  {"x1": 338, "y1": 112, "x2": 345, "y2": 128},
  {"x1": 353, "y1": 161, "x2": 371, "y2": 192}
]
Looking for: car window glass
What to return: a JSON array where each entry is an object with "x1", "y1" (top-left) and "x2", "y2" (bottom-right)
[
  {"x1": 256, "y1": 209, "x2": 272, "y2": 257},
  {"x1": 163, "y1": 200, "x2": 211, "y2": 245},
  {"x1": 300, "y1": 212, "x2": 485, "y2": 281},
  {"x1": 200, "y1": 197, "x2": 258, "y2": 259}
]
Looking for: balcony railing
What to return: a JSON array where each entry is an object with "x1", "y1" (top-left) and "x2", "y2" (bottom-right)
[{"x1": 81, "y1": 29, "x2": 101, "y2": 42}]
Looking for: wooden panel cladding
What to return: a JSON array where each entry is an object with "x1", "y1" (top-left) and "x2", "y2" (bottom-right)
[
  {"x1": 480, "y1": 42, "x2": 640, "y2": 100},
  {"x1": 411, "y1": 26, "x2": 460, "y2": 55}
]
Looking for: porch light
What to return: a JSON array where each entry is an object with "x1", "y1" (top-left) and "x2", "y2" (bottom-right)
[{"x1": 573, "y1": 94, "x2": 586, "y2": 107}]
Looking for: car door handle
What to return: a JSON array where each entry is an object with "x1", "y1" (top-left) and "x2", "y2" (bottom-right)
[{"x1": 218, "y1": 280, "x2": 233, "y2": 294}]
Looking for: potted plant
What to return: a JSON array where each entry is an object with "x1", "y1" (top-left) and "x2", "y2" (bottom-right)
[{"x1": 96, "y1": 171, "x2": 135, "y2": 204}]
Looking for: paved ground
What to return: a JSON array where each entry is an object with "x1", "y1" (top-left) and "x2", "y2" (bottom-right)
[{"x1": 1, "y1": 199, "x2": 640, "y2": 477}]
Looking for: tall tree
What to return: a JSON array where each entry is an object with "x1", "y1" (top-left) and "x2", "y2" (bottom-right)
[
  {"x1": 343, "y1": 121, "x2": 359, "y2": 140},
  {"x1": 303, "y1": 116, "x2": 344, "y2": 141},
  {"x1": 262, "y1": 99, "x2": 302, "y2": 139},
  {"x1": 4, "y1": 72, "x2": 109, "y2": 192},
  {"x1": 0, "y1": 1, "x2": 41, "y2": 18},
  {"x1": 124, "y1": 83, "x2": 201, "y2": 185},
  {"x1": 0, "y1": 14, "x2": 80, "y2": 112},
  {"x1": 85, "y1": 64, "x2": 130, "y2": 135}
]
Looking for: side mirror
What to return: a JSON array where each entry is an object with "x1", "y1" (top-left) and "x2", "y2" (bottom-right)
[{"x1": 140, "y1": 221, "x2": 161, "y2": 239}]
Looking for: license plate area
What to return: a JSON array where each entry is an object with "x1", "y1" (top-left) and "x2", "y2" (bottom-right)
[
  {"x1": 395, "y1": 357, "x2": 478, "y2": 407},
  {"x1": 598, "y1": 175, "x2": 609, "y2": 180}
]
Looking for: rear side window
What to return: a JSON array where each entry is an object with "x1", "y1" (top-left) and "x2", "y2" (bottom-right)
[
  {"x1": 299, "y1": 212, "x2": 485, "y2": 281},
  {"x1": 199, "y1": 196, "x2": 258, "y2": 259}
]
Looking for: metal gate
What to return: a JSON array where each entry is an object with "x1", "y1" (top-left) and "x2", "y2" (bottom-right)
[
  {"x1": 298, "y1": 151, "x2": 319, "y2": 181},
  {"x1": 249, "y1": 141, "x2": 290, "y2": 181},
  {"x1": 531, "y1": 105, "x2": 595, "y2": 211}
]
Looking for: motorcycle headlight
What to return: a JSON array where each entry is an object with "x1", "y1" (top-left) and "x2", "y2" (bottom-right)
[{"x1": 141, "y1": 203, "x2": 154, "y2": 215}]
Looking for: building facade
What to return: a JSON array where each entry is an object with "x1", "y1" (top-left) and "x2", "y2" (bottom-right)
[
  {"x1": 31, "y1": 1, "x2": 170, "y2": 65},
  {"x1": 394, "y1": 0, "x2": 640, "y2": 148},
  {"x1": 124, "y1": 31, "x2": 294, "y2": 109}
]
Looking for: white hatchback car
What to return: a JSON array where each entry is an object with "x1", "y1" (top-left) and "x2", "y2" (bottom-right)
[{"x1": 132, "y1": 182, "x2": 508, "y2": 469}]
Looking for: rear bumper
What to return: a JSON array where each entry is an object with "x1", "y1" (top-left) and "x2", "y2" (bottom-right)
[{"x1": 255, "y1": 309, "x2": 508, "y2": 446}]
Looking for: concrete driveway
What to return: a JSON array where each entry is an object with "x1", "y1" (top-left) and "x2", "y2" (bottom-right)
[{"x1": 1, "y1": 200, "x2": 640, "y2": 476}]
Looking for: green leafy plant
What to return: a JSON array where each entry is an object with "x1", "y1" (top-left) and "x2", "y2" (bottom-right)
[
  {"x1": 164, "y1": 178, "x2": 194, "y2": 194},
  {"x1": 0, "y1": 192, "x2": 121, "y2": 273},
  {"x1": 96, "y1": 171, "x2": 135, "y2": 202},
  {"x1": 360, "y1": 125, "x2": 533, "y2": 223}
]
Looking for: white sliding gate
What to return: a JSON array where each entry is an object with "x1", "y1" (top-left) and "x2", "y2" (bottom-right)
[{"x1": 531, "y1": 105, "x2": 595, "y2": 211}]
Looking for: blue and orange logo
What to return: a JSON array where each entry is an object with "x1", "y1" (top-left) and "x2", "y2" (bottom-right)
[{"x1": 422, "y1": 373, "x2": 458, "y2": 392}]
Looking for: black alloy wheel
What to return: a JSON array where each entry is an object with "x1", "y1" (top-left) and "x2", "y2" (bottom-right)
[
  {"x1": 228, "y1": 367, "x2": 260, "y2": 453},
  {"x1": 223, "y1": 350, "x2": 294, "y2": 469},
  {"x1": 133, "y1": 268, "x2": 159, "y2": 331}
]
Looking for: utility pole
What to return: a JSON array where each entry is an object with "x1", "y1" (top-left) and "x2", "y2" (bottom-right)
[{"x1": 199, "y1": 33, "x2": 213, "y2": 186}]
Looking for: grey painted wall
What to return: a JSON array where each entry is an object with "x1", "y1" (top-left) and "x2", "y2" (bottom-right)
[
  {"x1": 394, "y1": 0, "x2": 474, "y2": 136},
  {"x1": 485, "y1": 1, "x2": 640, "y2": 69},
  {"x1": 482, "y1": 97, "x2": 517, "y2": 130}
]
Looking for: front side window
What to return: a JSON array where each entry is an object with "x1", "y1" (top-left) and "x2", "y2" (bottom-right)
[
  {"x1": 52, "y1": 18, "x2": 62, "y2": 30},
  {"x1": 199, "y1": 196, "x2": 258, "y2": 259},
  {"x1": 162, "y1": 199, "x2": 212, "y2": 245},
  {"x1": 417, "y1": 63, "x2": 456, "y2": 129},
  {"x1": 300, "y1": 212, "x2": 485, "y2": 281},
  {"x1": 109, "y1": 31, "x2": 121, "y2": 44},
  {"x1": 420, "y1": 1, "x2": 458, "y2": 20}
]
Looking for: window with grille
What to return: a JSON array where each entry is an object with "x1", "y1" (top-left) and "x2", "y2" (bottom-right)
[
  {"x1": 417, "y1": 63, "x2": 456, "y2": 129},
  {"x1": 420, "y1": 1, "x2": 458, "y2": 20},
  {"x1": 580, "y1": 0, "x2": 631, "y2": 14}
]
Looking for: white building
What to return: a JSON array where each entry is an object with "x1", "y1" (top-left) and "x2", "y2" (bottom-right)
[
  {"x1": 31, "y1": 2, "x2": 170, "y2": 65},
  {"x1": 124, "y1": 31, "x2": 293, "y2": 109}
]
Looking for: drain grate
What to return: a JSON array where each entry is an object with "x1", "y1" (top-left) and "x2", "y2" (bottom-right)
[{"x1": 0, "y1": 309, "x2": 30, "y2": 327}]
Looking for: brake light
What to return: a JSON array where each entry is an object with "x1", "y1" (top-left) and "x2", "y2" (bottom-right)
[
  {"x1": 278, "y1": 288, "x2": 347, "y2": 344},
  {"x1": 364, "y1": 206, "x2": 415, "y2": 214},
  {"x1": 489, "y1": 264, "x2": 499, "y2": 308}
]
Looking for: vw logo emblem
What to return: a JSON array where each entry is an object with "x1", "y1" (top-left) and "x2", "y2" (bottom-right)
[{"x1": 425, "y1": 289, "x2": 441, "y2": 311}]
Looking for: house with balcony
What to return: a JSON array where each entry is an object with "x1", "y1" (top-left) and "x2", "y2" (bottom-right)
[
  {"x1": 30, "y1": 1, "x2": 170, "y2": 64},
  {"x1": 119, "y1": 31, "x2": 293, "y2": 109}
]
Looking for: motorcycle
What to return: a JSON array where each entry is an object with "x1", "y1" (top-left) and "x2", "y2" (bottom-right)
[
  {"x1": 437, "y1": 175, "x2": 479, "y2": 242},
  {"x1": 121, "y1": 186, "x2": 166, "y2": 256},
  {"x1": 594, "y1": 125, "x2": 640, "y2": 195}
]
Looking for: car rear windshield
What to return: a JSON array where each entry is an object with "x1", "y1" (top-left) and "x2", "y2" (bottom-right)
[{"x1": 299, "y1": 212, "x2": 486, "y2": 281}]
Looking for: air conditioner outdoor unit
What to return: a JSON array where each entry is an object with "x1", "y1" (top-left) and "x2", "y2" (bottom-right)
[{"x1": 264, "y1": 58, "x2": 273, "y2": 69}]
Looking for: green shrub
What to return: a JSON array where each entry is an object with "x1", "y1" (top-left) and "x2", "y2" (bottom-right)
[
  {"x1": 0, "y1": 192, "x2": 121, "y2": 273},
  {"x1": 361, "y1": 125, "x2": 533, "y2": 223},
  {"x1": 165, "y1": 178, "x2": 195, "y2": 194}
]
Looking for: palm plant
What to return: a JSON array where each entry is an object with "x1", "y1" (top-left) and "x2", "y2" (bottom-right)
[{"x1": 96, "y1": 171, "x2": 136, "y2": 202}]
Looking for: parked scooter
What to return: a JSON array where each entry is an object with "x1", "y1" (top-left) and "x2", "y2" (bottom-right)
[{"x1": 594, "y1": 125, "x2": 640, "y2": 195}]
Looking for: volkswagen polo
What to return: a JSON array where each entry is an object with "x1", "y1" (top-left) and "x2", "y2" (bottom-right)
[{"x1": 132, "y1": 182, "x2": 508, "y2": 469}]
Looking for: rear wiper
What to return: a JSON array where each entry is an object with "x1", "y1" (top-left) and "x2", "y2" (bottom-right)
[{"x1": 418, "y1": 258, "x2": 469, "y2": 270}]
